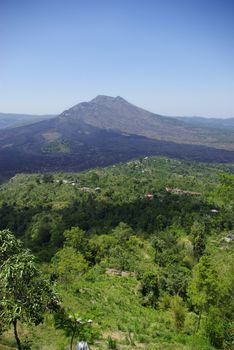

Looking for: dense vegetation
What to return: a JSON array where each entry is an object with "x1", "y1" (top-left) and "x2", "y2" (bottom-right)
[{"x1": 0, "y1": 156, "x2": 233, "y2": 349}]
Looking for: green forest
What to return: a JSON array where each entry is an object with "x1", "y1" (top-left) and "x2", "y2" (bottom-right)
[{"x1": 0, "y1": 156, "x2": 234, "y2": 350}]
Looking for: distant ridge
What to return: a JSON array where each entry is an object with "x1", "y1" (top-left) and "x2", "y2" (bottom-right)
[
  {"x1": 0, "y1": 113, "x2": 56, "y2": 130},
  {"x1": 175, "y1": 115, "x2": 234, "y2": 130}
]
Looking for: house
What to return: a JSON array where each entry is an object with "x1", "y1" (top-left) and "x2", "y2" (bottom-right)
[
  {"x1": 62, "y1": 179, "x2": 70, "y2": 184},
  {"x1": 224, "y1": 234, "x2": 234, "y2": 243},
  {"x1": 146, "y1": 193, "x2": 154, "y2": 200},
  {"x1": 165, "y1": 187, "x2": 201, "y2": 196},
  {"x1": 80, "y1": 187, "x2": 91, "y2": 192}
]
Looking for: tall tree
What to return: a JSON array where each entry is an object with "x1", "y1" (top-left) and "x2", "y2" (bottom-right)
[
  {"x1": 188, "y1": 255, "x2": 220, "y2": 331},
  {"x1": 0, "y1": 230, "x2": 59, "y2": 350},
  {"x1": 191, "y1": 221, "x2": 206, "y2": 260},
  {"x1": 54, "y1": 308, "x2": 95, "y2": 350}
]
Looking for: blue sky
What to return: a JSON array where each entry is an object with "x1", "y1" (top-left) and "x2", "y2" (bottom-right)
[{"x1": 0, "y1": 0, "x2": 233, "y2": 117}]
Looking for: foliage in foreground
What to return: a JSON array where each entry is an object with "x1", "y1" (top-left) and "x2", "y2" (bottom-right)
[{"x1": 0, "y1": 230, "x2": 59, "y2": 350}]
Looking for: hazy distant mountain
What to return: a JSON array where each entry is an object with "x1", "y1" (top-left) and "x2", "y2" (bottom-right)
[
  {"x1": 0, "y1": 96, "x2": 233, "y2": 179},
  {"x1": 0, "y1": 113, "x2": 56, "y2": 129},
  {"x1": 175, "y1": 116, "x2": 234, "y2": 131}
]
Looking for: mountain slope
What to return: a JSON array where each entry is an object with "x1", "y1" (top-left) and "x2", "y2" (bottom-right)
[
  {"x1": 0, "y1": 96, "x2": 233, "y2": 179},
  {"x1": 60, "y1": 95, "x2": 188, "y2": 141},
  {"x1": 59, "y1": 95, "x2": 234, "y2": 148}
]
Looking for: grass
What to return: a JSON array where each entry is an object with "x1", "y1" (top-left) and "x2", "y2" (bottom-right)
[{"x1": 0, "y1": 269, "x2": 216, "y2": 349}]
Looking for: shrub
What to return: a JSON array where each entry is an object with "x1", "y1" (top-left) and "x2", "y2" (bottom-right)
[
  {"x1": 171, "y1": 295, "x2": 186, "y2": 331},
  {"x1": 205, "y1": 307, "x2": 228, "y2": 349},
  {"x1": 107, "y1": 336, "x2": 118, "y2": 349}
]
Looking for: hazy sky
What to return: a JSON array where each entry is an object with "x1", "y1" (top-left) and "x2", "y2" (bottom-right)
[{"x1": 1, "y1": 0, "x2": 234, "y2": 117}]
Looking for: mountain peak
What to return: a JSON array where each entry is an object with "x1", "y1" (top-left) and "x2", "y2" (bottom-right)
[{"x1": 90, "y1": 95, "x2": 127, "y2": 104}]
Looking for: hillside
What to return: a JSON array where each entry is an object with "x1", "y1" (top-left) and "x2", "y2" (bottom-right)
[
  {"x1": 0, "y1": 96, "x2": 233, "y2": 179},
  {"x1": 0, "y1": 156, "x2": 233, "y2": 349},
  {"x1": 1, "y1": 156, "x2": 233, "y2": 254}
]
